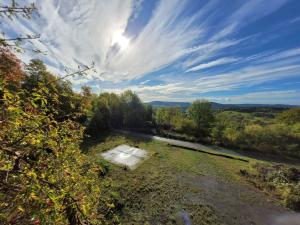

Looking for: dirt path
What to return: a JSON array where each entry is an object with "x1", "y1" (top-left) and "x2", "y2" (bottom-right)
[{"x1": 178, "y1": 173, "x2": 292, "y2": 225}]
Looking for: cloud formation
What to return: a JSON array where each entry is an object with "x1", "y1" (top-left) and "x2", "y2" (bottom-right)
[{"x1": 1, "y1": 0, "x2": 300, "y2": 104}]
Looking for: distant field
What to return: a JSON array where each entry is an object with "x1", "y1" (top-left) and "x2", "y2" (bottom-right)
[{"x1": 84, "y1": 134, "x2": 292, "y2": 225}]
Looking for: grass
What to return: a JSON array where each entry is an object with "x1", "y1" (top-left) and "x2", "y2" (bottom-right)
[{"x1": 82, "y1": 134, "x2": 292, "y2": 224}]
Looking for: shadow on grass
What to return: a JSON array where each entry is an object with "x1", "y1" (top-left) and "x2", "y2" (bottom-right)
[
  {"x1": 121, "y1": 130, "x2": 300, "y2": 166},
  {"x1": 80, "y1": 131, "x2": 152, "y2": 153}
]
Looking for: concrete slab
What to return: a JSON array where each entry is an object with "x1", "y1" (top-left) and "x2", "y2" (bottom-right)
[{"x1": 101, "y1": 144, "x2": 148, "y2": 170}]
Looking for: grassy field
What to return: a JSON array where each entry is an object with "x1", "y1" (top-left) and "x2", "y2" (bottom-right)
[{"x1": 83, "y1": 134, "x2": 291, "y2": 225}]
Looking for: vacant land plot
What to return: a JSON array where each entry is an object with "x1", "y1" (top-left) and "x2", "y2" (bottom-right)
[{"x1": 84, "y1": 134, "x2": 296, "y2": 225}]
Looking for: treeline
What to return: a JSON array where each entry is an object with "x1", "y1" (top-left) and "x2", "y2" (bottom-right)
[
  {"x1": 211, "y1": 110, "x2": 300, "y2": 156},
  {"x1": 83, "y1": 88, "x2": 300, "y2": 157},
  {"x1": 153, "y1": 102, "x2": 300, "y2": 157},
  {"x1": 85, "y1": 90, "x2": 153, "y2": 134}
]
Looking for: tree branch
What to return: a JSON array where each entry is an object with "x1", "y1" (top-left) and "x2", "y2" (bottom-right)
[{"x1": 0, "y1": 34, "x2": 40, "y2": 43}]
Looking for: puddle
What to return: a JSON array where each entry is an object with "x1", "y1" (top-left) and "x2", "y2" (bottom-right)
[{"x1": 101, "y1": 144, "x2": 148, "y2": 170}]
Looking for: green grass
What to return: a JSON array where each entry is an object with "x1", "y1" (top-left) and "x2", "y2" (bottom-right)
[{"x1": 82, "y1": 134, "x2": 289, "y2": 224}]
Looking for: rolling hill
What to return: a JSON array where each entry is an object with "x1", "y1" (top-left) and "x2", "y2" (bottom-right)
[{"x1": 148, "y1": 101, "x2": 298, "y2": 110}]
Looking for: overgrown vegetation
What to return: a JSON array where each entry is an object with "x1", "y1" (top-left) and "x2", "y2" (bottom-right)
[
  {"x1": 240, "y1": 163, "x2": 300, "y2": 211},
  {"x1": 153, "y1": 102, "x2": 300, "y2": 157},
  {"x1": 0, "y1": 48, "x2": 119, "y2": 224}
]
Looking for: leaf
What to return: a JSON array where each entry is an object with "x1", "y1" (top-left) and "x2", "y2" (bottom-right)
[
  {"x1": 18, "y1": 206, "x2": 25, "y2": 213},
  {"x1": 30, "y1": 193, "x2": 39, "y2": 201}
]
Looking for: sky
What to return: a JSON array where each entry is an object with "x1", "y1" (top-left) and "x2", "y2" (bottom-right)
[{"x1": 1, "y1": 0, "x2": 300, "y2": 104}]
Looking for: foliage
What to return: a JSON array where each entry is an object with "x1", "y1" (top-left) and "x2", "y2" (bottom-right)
[
  {"x1": 154, "y1": 107, "x2": 196, "y2": 136},
  {"x1": 0, "y1": 47, "x2": 25, "y2": 88},
  {"x1": 155, "y1": 107, "x2": 182, "y2": 128},
  {"x1": 211, "y1": 111, "x2": 251, "y2": 146},
  {"x1": 154, "y1": 100, "x2": 213, "y2": 138},
  {"x1": 21, "y1": 59, "x2": 90, "y2": 123},
  {"x1": 188, "y1": 100, "x2": 214, "y2": 137},
  {"x1": 0, "y1": 3, "x2": 118, "y2": 224},
  {"x1": 0, "y1": 56, "x2": 116, "y2": 225},
  {"x1": 276, "y1": 108, "x2": 300, "y2": 125},
  {"x1": 211, "y1": 111, "x2": 300, "y2": 157},
  {"x1": 154, "y1": 103, "x2": 300, "y2": 157},
  {"x1": 87, "y1": 90, "x2": 152, "y2": 134},
  {"x1": 241, "y1": 163, "x2": 300, "y2": 210},
  {"x1": 120, "y1": 90, "x2": 148, "y2": 128}
]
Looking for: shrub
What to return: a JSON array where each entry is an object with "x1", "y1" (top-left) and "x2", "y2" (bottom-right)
[
  {"x1": 241, "y1": 163, "x2": 300, "y2": 211},
  {"x1": 0, "y1": 68, "x2": 115, "y2": 224}
]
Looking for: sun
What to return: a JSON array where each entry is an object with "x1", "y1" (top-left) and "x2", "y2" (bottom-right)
[{"x1": 111, "y1": 30, "x2": 130, "y2": 50}]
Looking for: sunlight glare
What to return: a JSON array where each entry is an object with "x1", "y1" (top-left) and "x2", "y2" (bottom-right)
[{"x1": 111, "y1": 30, "x2": 130, "y2": 50}]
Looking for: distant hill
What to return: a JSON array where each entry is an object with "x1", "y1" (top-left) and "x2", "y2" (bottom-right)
[
  {"x1": 149, "y1": 101, "x2": 191, "y2": 108},
  {"x1": 148, "y1": 101, "x2": 298, "y2": 110}
]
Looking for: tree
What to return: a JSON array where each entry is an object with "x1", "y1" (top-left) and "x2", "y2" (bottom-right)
[
  {"x1": 22, "y1": 59, "x2": 85, "y2": 121},
  {"x1": 145, "y1": 104, "x2": 153, "y2": 123},
  {"x1": 277, "y1": 108, "x2": 300, "y2": 125},
  {"x1": 121, "y1": 90, "x2": 146, "y2": 128},
  {"x1": 0, "y1": 1, "x2": 39, "y2": 49},
  {"x1": 81, "y1": 85, "x2": 92, "y2": 97},
  {"x1": 155, "y1": 107, "x2": 182, "y2": 129},
  {"x1": 0, "y1": 52, "x2": 116, "y2": 224},
  {"x1": 107, "y1": 93, "x2": 123, "y2": 128},
  {"x1": 0, "y1": 47, "x2": 25, "y2": 88},
  {"x1": 188, "y1": 100, "x2": 214, "y2": 137}
]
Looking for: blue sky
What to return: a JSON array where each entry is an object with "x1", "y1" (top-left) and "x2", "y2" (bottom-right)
[{"x1": 1, "y1": 0, "x2": 300, "y2": 104}]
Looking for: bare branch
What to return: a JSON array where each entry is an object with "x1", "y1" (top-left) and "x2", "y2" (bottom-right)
[
  {"x1": 0, "y1": 2, "x2": 37, "y2": 19},
  {"x1": 0, "y1": 34, "x2": 40, "y2": 42}
]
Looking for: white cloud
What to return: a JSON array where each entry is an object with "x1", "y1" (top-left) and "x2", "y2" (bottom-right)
[
  {"x1": 2, "y1": 0, "x2": 298, "y2": 104},
  {"x1": 215, "y1": 90, "x2": 300, "y2": 105},
  {"x1": 2, "y1": 0, "x2": 204, "y2": 82},
  {"x1": 260, "y1": 48, "x2": 300, "y2": 62},
  {"x1": 182, "y1": 39, "x2": 241, "y2": 68},
  {"x1": 185, "y1": 57, "x2": 239, "y2": 72},
  {"x1": 3, "y1": 0, "x2": 134, "y2": 76},
  {"x1": 104, "y1": 0, "x2": 203, "y2": 81},
  {"x1": 112, "y1": 54, "x2": 300, "y2": 102}
]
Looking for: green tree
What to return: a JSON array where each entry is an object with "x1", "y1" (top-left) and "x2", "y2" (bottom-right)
[
  {"x1": 121, "y1": 90, "x2": 146, "y2": 128},
  {"x1": 155, "y1": 107, "x2": 182, "y2": 129},
  {"x1": 86, "y1": 92, "x2": 124, "y2": 134},
  {"x1": 0, "y1": 67, "x2": 116, "y2": 224},
  {"x1": 188, "y1": 100, "x2": 214, "y2": 137},
  {"x1": 22, "y1": 59, "x2": 84, "y2": 121},
  {"x1": 277, "y1": 108, "x2": 300, "y2": 125}
]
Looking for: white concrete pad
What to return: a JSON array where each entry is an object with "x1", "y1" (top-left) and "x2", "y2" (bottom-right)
[{"x1": 101, "y1": 144, "x2": 148, "y2": 170}]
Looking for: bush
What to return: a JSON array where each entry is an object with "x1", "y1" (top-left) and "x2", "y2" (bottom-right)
[
  {"x1": 0, "y1": 65, "x2": 116, "y2": 224},
  {"x1": 212, "y1": 110, "x2": 300, "y2": 157},
  {"x1": 282, "y1": 184, "x2": 300, "y2": 210},
  {"x1": 241, "y1": 163, "x2": 300, "y2": 211}
]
